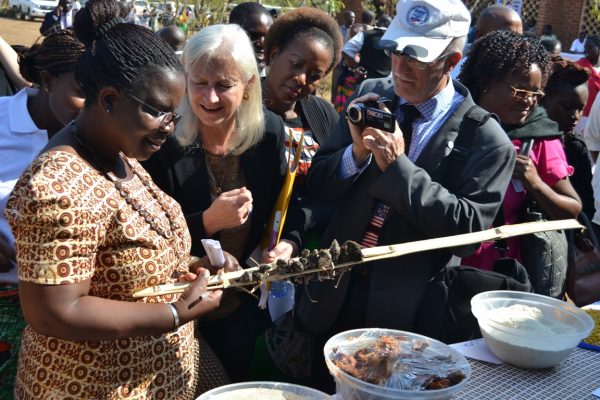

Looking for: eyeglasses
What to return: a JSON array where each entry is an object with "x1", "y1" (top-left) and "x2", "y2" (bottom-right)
[
  {"x1": 384, "y1": 49, "x2": 452, "y2": 70},
  {"x1": 509, "y1": 85, "x2": 545, "y2": 101},
  {"x1": 128, "y1": 93, "x2": 182, "y2": 128}
]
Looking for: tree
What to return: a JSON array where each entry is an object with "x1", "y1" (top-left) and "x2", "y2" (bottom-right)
[{"x1": 592, "y1": 0, "x2": 600, "y2": 22}]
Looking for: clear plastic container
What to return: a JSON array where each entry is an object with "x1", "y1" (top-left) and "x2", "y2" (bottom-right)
[
  {"x1": 324, "y1": 328, "x2": 471, "y2": 400},
  {"x1": 471, "y1": 291, "x2": 594, "y2": 369},
  {"x1": 196, "y1": 381, "x2": 330, "y2": 399},
  {"x1": 268, "y1": 280, "x2": 295, "y2": 321}
]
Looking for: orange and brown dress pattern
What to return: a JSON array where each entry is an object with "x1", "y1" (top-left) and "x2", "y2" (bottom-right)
[{"x1": 5, "y1": 151, "x2": 196, "y2": 400}]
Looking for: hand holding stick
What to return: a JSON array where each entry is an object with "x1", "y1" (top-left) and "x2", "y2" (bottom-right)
[{"x1": 133, "y1": 219, "x2": 583, "y2": 298}]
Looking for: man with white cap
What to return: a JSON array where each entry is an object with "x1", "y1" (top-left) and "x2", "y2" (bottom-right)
[{"x1": 299, "y1": 0, "x2": 515, "y2": 391}]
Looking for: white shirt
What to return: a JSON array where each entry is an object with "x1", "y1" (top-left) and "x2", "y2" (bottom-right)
[
  {"x1": 52, "y1": 9, "x2": 73, "y2": 29},
  {"x1": 0, "y1": 88, "x2": 49, "y2": 283},
  {"x1": 340, "y1": 25, "x2": 350, "y2": 42},
  {"x1": 343, "y1": 31, "x2": 364, "y2": 59},
  {"x1": 585, "y1": 95, "x2": 600, "y2": 150},
  {"x1": 570, "y1": 38, "x2": 586, "y2": 53},
  {"x1": 584, "y1": 96, "x2": 600, "y2": 225}
]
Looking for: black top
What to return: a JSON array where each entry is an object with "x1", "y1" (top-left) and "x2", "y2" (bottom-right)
[
  {"x1": 278, "y1": 94, "x2": 340, "y2": 249},
  {"x1": 359, "y1": 28, "x2": 391, "y2": 79},
  {"x1": 0, "y1": 63, "x2": 14, "y2": 97},
  {"x1": 141, "y1": 109, "x2": 287, "y2": 262},
  {"x1": 564, "y1": 134, "x2": 595, "y2": 221}
]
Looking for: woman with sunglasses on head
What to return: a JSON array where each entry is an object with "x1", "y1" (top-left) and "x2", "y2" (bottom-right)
[
  {"x1": 5, "y1": 0, "x2": 224, "y2": 398},
  {"x1": 459, "y1": 31, "x2": 581, "y2": 273},
  {"x1": 260, "y1": 7, "x2": 342, "y2": 263},
  {"x1": 142, "y1": 24, "x2": 287, "y2": 382},
  {"x1": 0, "y1": 29, "x2": 85, "y2": 398}
]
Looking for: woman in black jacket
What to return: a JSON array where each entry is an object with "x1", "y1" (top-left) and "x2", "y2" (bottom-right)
[
  {"x1": 542, "y1": 58, "x2": 594, "y2": 221},
  {"x1": 261, "y1": 7, "x2": 342, "y2": 261},
  {"x1": 142, "y1": 24, "x2": 287, "y2": 383}
]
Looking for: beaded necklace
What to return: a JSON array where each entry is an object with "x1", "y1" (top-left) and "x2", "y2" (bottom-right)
[{"x1": 71, "y1": 126, "x2": 182, "y2": 241}]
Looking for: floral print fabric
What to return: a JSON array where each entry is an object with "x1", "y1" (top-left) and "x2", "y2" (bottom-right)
[{"x1": 5, "y1": 151, "x2": 196, "y2": 399}]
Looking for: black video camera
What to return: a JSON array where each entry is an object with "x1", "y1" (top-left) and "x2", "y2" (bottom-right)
[{"x1": 346, "y1": 98, "x2": 395, "y2": 133}]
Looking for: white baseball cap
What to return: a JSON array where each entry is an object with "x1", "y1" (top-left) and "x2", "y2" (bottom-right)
[{"x1": 379, "y1": 0, "x2": 471, "y2": 63}]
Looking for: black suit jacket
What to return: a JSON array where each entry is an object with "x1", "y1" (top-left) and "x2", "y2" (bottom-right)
[
  {"x1": 297, "y1": 78, "x2": 516, "y2": 333},
  {"x1": 40, "y1": 12, "x2": 59, "y2": 35},
  {"x1": 142, "y1": 109, "x2": 287, "y2": 262}
]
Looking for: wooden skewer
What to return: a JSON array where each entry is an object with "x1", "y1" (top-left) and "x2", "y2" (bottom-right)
[{"x1": 132, "y1": 219, "x2": 583, "y2": 298}]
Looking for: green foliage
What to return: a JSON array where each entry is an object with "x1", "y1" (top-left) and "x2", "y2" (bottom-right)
[
  {"x1": 592, "y1": 0, "x2": 600, "y2": 22},
  {"x1": 187, "y1": 0, "x2": 231, "y2": 30},
  {"x1": 364, "y1": 0, "x2": 395, "y2": 17},
  {"x1": 184, "y1": 0, "x2": 346, "y2": 32},
  {"x1": 311, "y1": 0, "x2": 345, "y2": 14}
]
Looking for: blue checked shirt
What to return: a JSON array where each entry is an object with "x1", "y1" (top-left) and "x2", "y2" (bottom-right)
[{"x1": 338, "y1": 80, "x2": 465, "y2": 178}]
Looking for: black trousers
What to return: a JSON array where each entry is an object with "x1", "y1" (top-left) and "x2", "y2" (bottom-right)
[
  {"x1": 198, "y1": 293, "x2": 271, "y2": 382},
  {"x1": 308, "y1": 271, "x2": 371, "y2": 394}
]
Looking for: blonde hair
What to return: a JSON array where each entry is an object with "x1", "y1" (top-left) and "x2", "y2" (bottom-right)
[{"x1": 175, "y1": 24, "x2": 264, "y2": 155}]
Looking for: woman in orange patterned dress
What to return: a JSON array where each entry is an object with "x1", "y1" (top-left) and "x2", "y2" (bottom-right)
[{"x1": 4, "y1": 0, "x2": 224, "y2": 398}]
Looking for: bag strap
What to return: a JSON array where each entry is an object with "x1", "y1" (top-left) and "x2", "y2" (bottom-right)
[
  {"x1": 571, "y1": 212, "x2": 600, "y2": 248},
  {"x1": 299, "y1": 96, "x2": 329, "y2": 145},
  {"x1": 493, "y1": 203, "x2": 508, "y2": 255},
  {"x1": 493, "y1": 137, "x2": 535, "y2": 255},
  {"x1": 441, "y1": 105, "x2": 495, "y2": 191},
  {"x1": 432, "y1": 106, "x2": 494, "y2": 270}
]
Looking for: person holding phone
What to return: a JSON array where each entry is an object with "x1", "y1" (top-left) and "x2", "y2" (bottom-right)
[
  {"x1": 40, "y1": 0, "x2": 74, "y2": 36},
  {"x1": 459, "y1": 31, "x2": 581, "y2": 270}
]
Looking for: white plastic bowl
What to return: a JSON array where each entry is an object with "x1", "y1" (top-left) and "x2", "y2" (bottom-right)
[
  {"x1": 196, "y1": 381, "x2": 330, "y2": 399},
  {"x1": 471, "y1": 291, "x2": 594, "y2": 369},
  {"x1": 324, "y1": 328, "x2": 471, "y2": 400}
]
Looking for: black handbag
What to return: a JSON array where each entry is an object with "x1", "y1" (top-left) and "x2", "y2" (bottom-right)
[
  {"x1": 517, "y1": 138, "x2": 569, "y2": 299},
  {"x1": 417, "y1": 262, "x2": 532, "y2": 343},
  {"x1": 519, "y1": 201, "x2": 569, "y2": 298},
  {"x1": 417, "y1": 106, "x2": 533, "y2": 343},
  {"x1": 566, "y1": 213, "x2": 600, "y2": 307}
]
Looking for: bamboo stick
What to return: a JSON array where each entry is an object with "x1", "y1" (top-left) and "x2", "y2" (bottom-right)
[{"x1": 132, "y1": 219, "x2": 583, "y2": 298}]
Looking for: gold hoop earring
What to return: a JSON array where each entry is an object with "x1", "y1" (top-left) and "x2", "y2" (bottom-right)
[{"x1": 243, "y1": 92, "x2": 249, "y2": 100}]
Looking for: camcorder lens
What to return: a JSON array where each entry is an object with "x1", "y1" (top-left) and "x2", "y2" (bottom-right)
[{"x1": 347, "y1": 104, "x2": 362, "y2": 124}]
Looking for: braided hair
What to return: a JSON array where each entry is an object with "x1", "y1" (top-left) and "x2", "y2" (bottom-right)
[
  {"x1": 264, "y1": 7, "x2": 342, "y2": 73},
  {"x1": 546, "y1": 57, "x2": 590, "y2": 97},
  {"x1": 73, "y1": 0, "x2": 182, "y2": 104},
  {"x1": 459, "y1": 30, "x2": 551, "y2": 102},
  {"x1": 18, "y1": 30, "x2": 85, "y2": 85}
]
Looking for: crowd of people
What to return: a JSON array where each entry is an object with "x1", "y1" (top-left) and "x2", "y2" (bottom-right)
[{"x1": 0, "y1": 0, "x2": 599, "y2": 398}]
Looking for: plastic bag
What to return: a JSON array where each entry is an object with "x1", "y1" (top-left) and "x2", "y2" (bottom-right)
[{"x1": 325, "y1": 329, "x2": 470, "y2": 399}]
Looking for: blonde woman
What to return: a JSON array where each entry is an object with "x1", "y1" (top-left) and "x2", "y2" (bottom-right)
[{"x1": 142, "y1": 23, "x2": 287, "y2": 381}]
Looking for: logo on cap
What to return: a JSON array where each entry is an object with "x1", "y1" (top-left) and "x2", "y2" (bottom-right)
[{"x1": 406, "y1": 5, "x2": 429, "y2": 27}]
